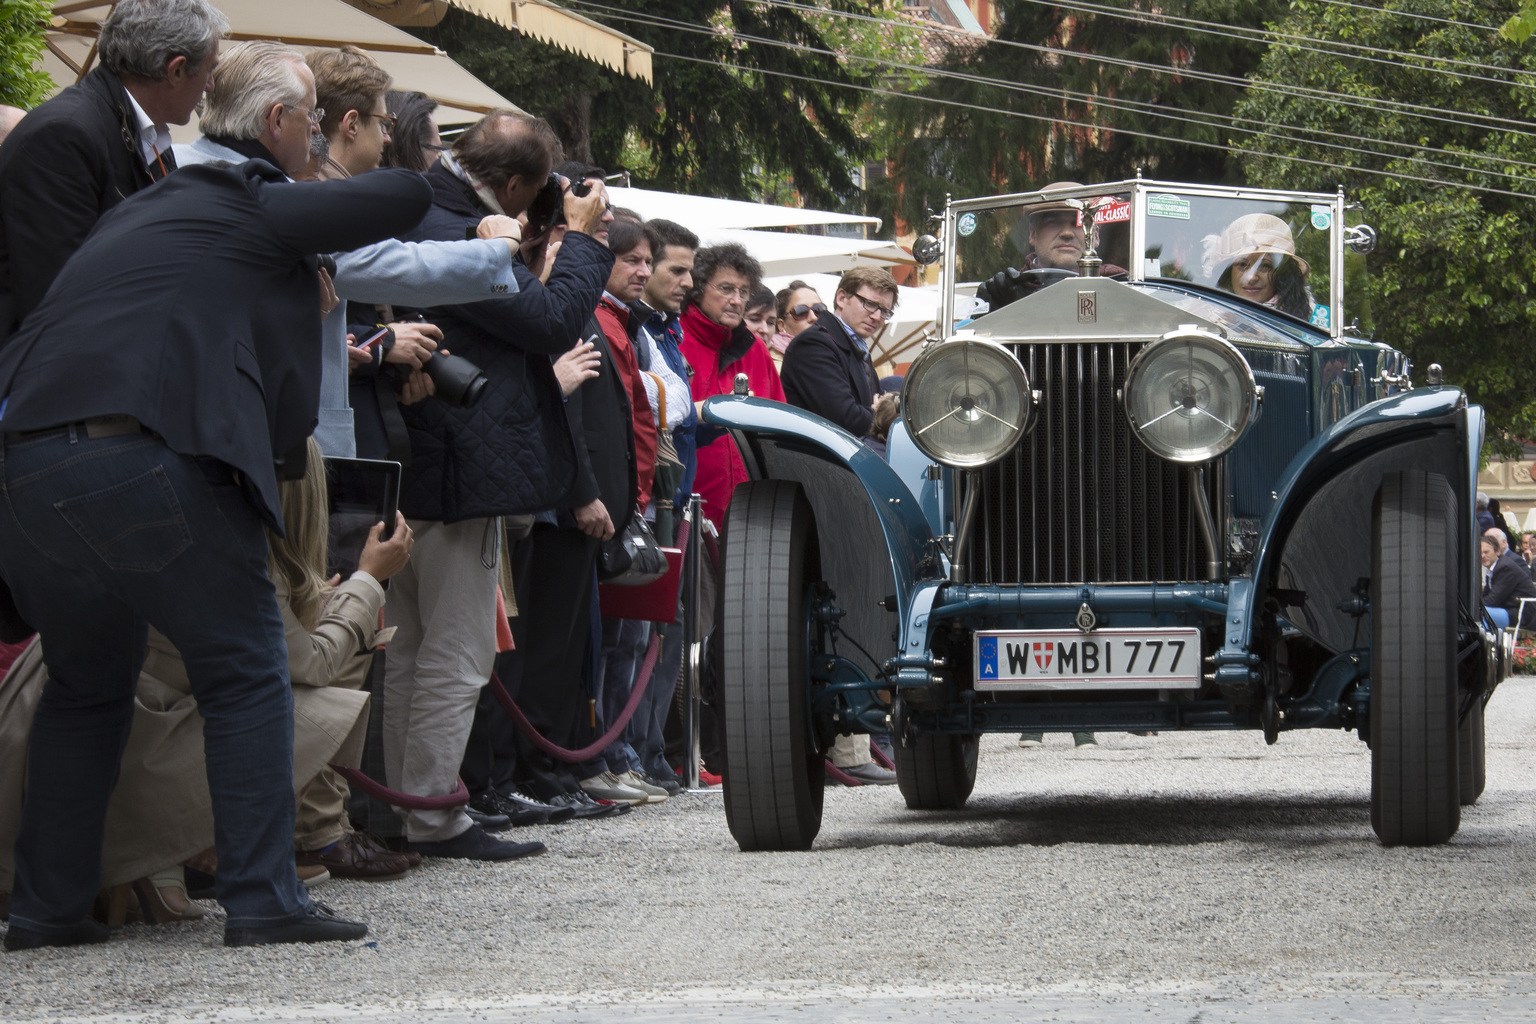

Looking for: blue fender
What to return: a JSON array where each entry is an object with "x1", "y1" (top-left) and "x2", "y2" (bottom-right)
[
  {"x1": 702, "y1": 395, "x2": 943, "y2": 629},
  {"x1": 1215, "y1": 385, "x2": 1475, "y2": 687}
]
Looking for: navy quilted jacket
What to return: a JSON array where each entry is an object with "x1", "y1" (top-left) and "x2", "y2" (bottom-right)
[{"x1": 392, "y1": 165, "x2": 614, "y2": 522}]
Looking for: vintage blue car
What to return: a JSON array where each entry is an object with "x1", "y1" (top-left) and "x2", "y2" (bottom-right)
[{"x1": 702, "y1": 179, "x2": 1505, "y2": 851}]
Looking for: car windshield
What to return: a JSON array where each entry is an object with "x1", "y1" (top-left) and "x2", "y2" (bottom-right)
[{"x1": 1142, "y1": 192, "x2": 1332, "y2": 331}]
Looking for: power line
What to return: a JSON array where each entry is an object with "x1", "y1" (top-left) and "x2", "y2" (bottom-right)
[
  {"x1": 646, "y1": 47, "x2": 1536, "y2": 201},
  {"x1": 1308, "y1": 0, "x2": 1502, "y2": 33},
  {"x1": 1010, "y1": 0, "x2": 1536, "y2": 86},
  {"x1": 563, "y1": 0, "x2": 1536, "y2": 184},
  {"x1": 749, "y1": 0, "x2": 1536, "y2": 134}
]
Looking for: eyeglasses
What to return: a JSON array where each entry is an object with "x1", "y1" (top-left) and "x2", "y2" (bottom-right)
[
  {"x1": 360, "y1": 112, "x2": 397, "y2": 133},
  {"x1": 851, "y1": 293, "x2": 896, "y2": 320},
  {"x1": 788, "y1": 302, "x2": 826, "y2": 319},
  {"x1": 286, "y1": 105, "x2": 325, "y2": 126},
  {"x1": 709, "y1": 281, "x2": 751, "y2": 301}
]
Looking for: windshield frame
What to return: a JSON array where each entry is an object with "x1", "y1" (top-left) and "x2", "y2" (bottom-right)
[{"x1": 940, "y1": 179, "x2": 1345, "y2": 340}]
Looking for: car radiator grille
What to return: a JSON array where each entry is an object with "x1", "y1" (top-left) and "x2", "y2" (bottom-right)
[{"x1": 966, "y1": 341, "x2": 1215, "y2": 585}]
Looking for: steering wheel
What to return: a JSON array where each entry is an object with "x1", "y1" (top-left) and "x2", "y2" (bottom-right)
[{"x1": 974, "y1": 267, "x2": 1080, "y2": 312}]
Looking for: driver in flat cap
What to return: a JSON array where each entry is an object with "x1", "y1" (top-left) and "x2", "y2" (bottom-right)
[{"x1": 973, "y1": 181, "x2": 1125, "y2": 314}]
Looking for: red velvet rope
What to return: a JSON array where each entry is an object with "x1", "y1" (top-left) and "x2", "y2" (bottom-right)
[
  {"x1": 491, "y1": 629, "x2": 662, "y2": 763},
  {"x1": 329, "y1": 765, "x2": 469, "y2": 810}
]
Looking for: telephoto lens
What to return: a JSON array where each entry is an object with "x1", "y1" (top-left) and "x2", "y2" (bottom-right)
[
  {"x1": 317, "y1": 253, "x2": 337, "y2": 276},
  {"x1": 422, "y1": 351, "x2": 489, "y2": 408}
]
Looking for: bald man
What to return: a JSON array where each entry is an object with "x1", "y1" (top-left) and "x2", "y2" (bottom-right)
[{"x1": 0, "y1": 106, "x2": 24, "y2": 145}]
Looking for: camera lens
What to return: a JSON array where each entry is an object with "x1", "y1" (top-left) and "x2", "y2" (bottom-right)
[{"x1": 422, "y1": 352, "x2": 489, "y2": 408}]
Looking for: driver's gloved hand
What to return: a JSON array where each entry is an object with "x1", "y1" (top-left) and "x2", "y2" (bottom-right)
[{"x1": 975, "y1": 266, "x2": 1029, "y2": 310}]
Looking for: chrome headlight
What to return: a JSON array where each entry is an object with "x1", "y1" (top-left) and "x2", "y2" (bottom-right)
[
  {"x1": 1123, "y1": 327, "x2": 1257, "y2": 464},
  {"x1": 901, "y1": 338, "x2": 1034, "y2": 468}
]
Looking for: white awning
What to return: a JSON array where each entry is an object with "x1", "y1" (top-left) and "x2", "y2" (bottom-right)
[
  {"x1": 41, "y1": 0, "x2": 524, "y2": 130},
  {"x1": 343, "y1": 0, "x2": 653, "y2": 83},
  {"x1": 705, "y1": 229, "x2": 912, "y2": 279},
  {"x1": 608, "y1": 186, "x2": 881, "y2": 233}
]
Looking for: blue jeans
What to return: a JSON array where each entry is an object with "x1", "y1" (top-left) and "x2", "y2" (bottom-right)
[
  {"x1": 627, "y1": 546, "x2": 688, "y2": 777},
  {"x1": 0, "y1": 428, "x2": 310, "y2": 932}
]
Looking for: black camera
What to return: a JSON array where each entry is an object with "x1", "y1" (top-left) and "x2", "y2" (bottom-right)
[
  {"x1": 524, "y1": 173, "x2": 592, "y2": 241},
  {"x1": 422, "y1": 350, "x2": 488, "y2": 408}
]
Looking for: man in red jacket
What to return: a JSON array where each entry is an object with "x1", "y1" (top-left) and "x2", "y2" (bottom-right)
[{"x1": 679, "y1": 243, "x2": 785, "y2": 529}]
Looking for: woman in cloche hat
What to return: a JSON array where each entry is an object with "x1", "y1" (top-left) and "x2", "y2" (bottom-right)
[{"x1": 1202, "y1": 212, "x2": 1315, "y2": 321}]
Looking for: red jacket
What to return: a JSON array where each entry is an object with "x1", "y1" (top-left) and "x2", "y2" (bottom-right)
[
  {"x1": 679, "y1": 304, "x2": 785, "y2": 528},
  {"x1": 596, "y1": 297, "x2": 657, "y2": 510}
]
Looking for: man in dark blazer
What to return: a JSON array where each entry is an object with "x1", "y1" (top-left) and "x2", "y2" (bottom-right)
[
  {"x1": 778, "y1": 265, "x2": 902, "y2": 785},
  {"x1": 780, "y1": 265, "x2": 899, "y2": 441},
  {"x1": 0, "y1": 159, "x2": 432, "y2": 951},
  {"x1": 0, "y1": 0, "x2": 227, "y2": 341},
  {"x1": 1485, "y1": 531, "x2": 1536, "y2": 628}
]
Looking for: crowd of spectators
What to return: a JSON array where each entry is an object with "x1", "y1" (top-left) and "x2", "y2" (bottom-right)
[{"x1": 0, "y1": 0, "x2": 906, "y2": 952}]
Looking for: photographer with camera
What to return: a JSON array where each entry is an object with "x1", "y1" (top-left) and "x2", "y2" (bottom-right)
[{"x1": 380, "y1": 110, "x2": 613, "y2": 860}]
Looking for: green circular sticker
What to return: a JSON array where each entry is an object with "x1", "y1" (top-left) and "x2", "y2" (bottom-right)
[
  {"x1": 1310, "y1": 205, "x2": 1332, "y2": 230},
  {"x1": 957, "y1": 212, "x2": 977, "y2": 237}
]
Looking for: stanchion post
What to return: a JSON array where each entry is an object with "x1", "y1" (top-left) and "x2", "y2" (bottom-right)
[{"x1": 683, "y1": 493, "x2": 703, "y2": 790}]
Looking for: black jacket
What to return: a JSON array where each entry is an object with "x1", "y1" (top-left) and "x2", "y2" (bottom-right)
[
  {"x1": 780, "y1": 309, "x2": 879, "y2": 437},
  {"x1": 392, "y1": 163, "x2": 613, "y2": 522},
  {"x1": 0, "y1": 66, "x2": 161, "y2": 339},
  {"x1": 1486, "y1": 550, "x2": 1536, "y2": 620},
  {"x1": 0, "y1": 161, "x2": 432, "y2": 530},
  {"x1": 563, "y1": 314, "x2": 637, "y2": 526}
]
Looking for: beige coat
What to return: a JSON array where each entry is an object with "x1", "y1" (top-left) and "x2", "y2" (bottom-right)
[{"x1": 0, "y1": 575, "x2": 385, "y2": 891}]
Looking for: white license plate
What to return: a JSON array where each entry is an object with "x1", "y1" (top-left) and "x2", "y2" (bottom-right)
[{"x1": 974, "y1": 628, "x2": 1201, "y2": 690}]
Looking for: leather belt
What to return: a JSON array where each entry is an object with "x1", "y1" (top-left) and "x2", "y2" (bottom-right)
[{"x1": 5, "y1": 414, "x2": 146, "y2": 444}]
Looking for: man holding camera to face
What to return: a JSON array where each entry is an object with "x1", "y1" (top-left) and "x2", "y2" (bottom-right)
[{"x1": 380, "y1": 110, "x2": 612, "y2": 860}]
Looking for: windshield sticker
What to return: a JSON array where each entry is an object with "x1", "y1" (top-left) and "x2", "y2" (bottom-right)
[
  {"x1": 1094, "y1": 198, "x2": 1132, "y2": 224},
  {"x1": 1147, "y1": 194, "x2": 1191, "y2": 220},
  {"x1": 1310, "y1": 205, "x2": 1332, "y2": 230},
  {"x1": 1310, "y1": 304, "x2": 1330, "y2": 328},
  {"x1": 957, "y1": 212, "x2": 978, "y2": 237}
]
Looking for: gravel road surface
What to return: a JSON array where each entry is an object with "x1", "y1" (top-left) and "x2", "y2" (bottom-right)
[{"x1": 6, "y1": 680, "x2": 1536, "y2": 1023}]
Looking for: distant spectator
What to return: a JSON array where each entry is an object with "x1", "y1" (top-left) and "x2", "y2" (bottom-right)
[
  {"x1": 1476, "y1": 491, "x2": 1496, "y2": 534},
  {"x1": 382, "y1": 90, "x2": 442, "y2": 172},
  {"x1": 744, "y1": 285, "x2": 776, "y2": 349},
  {"x1": 1484, "y1": 535, "x2": 1536, "y2": 627},
  {"x1": 1488, "y1": 497, "x2": 1518, "y2": 553}
]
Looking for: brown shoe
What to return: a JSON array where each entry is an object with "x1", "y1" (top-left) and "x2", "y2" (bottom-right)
[
  {"x1": 351, "y1": 829, "x2": 422, "y2": 869},
  {"x1": 297, "y1": 831, "x2": 413, "y2": 881}
]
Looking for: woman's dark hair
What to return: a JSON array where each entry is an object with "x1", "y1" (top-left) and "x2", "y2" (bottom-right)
[
  {"x1": 685, "y1": 243, "x2": 763, "y2": 309},
  {"x1": 1217, "y1": 258, "x2": 1314, "y2": 321},
  {"x1": 775, "y1": 279, "x2": 811, "y2": 320},
  {"x1": 382, "y1": 90, "x2": 439, "y2": 172},
  {"x1": 746, "y1": 286, "x2": 775, "y2": 314}
]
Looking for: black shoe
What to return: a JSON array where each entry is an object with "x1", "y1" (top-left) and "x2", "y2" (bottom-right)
[
  {"x1": 4, "y1": 917, "x2": 110, "y2": 951},
  {"x1": 223, "y1": 901, "x2": 366, "y2": 947},
  {"x1": 546, "y1": 790, "x2": 628, "y2": 819},
  {"x1": 507, "y1": 786, "x2": 577, "y2": 824},
  {"x1": 471, "y1": 788, "x2": 572, "y2": 826},
  {"x1": 464, "y1": 806, "x2": 511, "y2": 832},
  {"x1": 636, "y1": 769, "x2": 682, "y2": 796},
  {"x1": 406, "y1": 824, "x2": 546, "y2": 861}
]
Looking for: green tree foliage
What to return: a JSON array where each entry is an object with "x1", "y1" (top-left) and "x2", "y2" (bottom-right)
[
  {"x1": 412, "y1": 1, "x2": 886, "y2": 208},
  {"x1": 871, "y1": 0, "x2": 1284, "y2": 232},
  {"x1": 1234, "y1": 1, "x2": 1536, "y2": 453},
  {"x1": 0, "y1": 0, "x2": 52, "y2": 108}
]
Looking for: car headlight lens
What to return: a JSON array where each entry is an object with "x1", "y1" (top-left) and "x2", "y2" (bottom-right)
[
  {"x1": 1123, "y1": 327, "x2": 1257, "y2": 463},
  {"x1": 901, "y1": 338, "x2": 1034, "y2": 468}
]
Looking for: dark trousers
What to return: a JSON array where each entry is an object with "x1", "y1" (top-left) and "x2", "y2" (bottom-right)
[
  {"x1": 0, "y1": 430, "x2": 308, "y2": 931},
  {"x1": 506, "y1": 524, "x2": 599, "y2": 799},
  {"x1": 628, "y1": 547, "x2": 688, "y2": 777},
  {"x1": 581, "y1": 616, "x2": 647, "y2": 777}
]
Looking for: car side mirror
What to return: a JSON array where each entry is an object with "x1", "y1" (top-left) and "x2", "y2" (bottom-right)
[{"x1": 912, "y1": 234, "x2": 943, "y2": 265}]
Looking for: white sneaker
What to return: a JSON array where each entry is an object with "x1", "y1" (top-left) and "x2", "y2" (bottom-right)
[
  {"x1": 579, "y1": 771, "x2": 647, "y2": 806},
  {"x1": 617, "y1": 770, "x2": 669, "y2": 803}
]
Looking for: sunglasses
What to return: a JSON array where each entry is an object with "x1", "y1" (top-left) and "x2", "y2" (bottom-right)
[{"x1": 788, "y1": 302, "x2": 826, "y2": 318}]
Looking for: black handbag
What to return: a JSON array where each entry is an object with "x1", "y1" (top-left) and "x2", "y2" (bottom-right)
[{"x1": 598, "y1": 504, "x2": 668, "y2": 585}]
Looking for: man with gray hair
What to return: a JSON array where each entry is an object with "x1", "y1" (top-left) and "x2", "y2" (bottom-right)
[
  {"x1": 0, "y1": 0, "x2": 227, "y2": 341},
  {"x1": 173, "y1": 39, "x2": 317, "y2": 177}
]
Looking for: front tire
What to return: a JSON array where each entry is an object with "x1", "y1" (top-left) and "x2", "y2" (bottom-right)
[
  {"x1": 720, "y1": 481, "x2": 825, "y2": 851},
  {"x1": 1370, "y1": 470, "x2": 1460, "y2": 846},
  {"x1": 895, "y1": 731, "x2": 979, "y2": 810}
]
